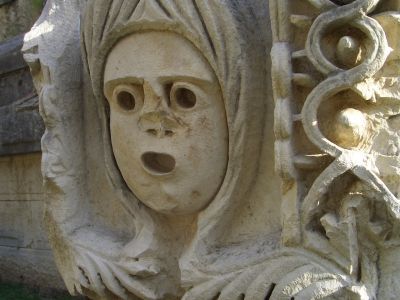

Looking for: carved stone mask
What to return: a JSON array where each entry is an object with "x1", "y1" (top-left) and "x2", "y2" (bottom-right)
[{"x1": 104, "y1": 31, "x2": 228, "y2": 215}]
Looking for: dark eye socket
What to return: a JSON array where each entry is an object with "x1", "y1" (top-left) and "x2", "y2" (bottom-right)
[
  {"x1": 116, "y1": 90, "x2": 136, "y2": 111},
  {"x1": 174, "y1": 87, "x2": 196, "y2": 109}
]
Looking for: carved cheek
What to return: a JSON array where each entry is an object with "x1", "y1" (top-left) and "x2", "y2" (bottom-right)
[
  {"x1": 110, "y1": 111, "x2": 141, "y2": 154},
  {"x1": 195, "y1": 114, "x2": 213, "y2": 132}
]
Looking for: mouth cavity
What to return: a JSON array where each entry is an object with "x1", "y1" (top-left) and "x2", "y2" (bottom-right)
[{"x1": 141, "y1": 152, "x2": 176, "y2": 175}]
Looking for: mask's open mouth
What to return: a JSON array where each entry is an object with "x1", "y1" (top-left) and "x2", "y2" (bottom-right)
[{"x1": 141, "y1": 152, "x2": 176, "y2": 175}]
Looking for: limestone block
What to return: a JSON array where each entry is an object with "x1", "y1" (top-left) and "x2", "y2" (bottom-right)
[
  {"x1": 0, "y1": 201, "x2": 48, "y2": 249},
  {"x1": 0, "y1": 35, "x2": 44, "y2": 156},
  {"x1": 0, "y1": 153, "x2": 64, "y2": 290},
  {"x1": 0, "y1": 246, "x2": 64, "y2": 290},
  {"x1": 23, "y1": 0, "x2": 400, "y2": 299},
  {"x1": 0, "y1": 154, "x2": 44, "y2": 198}
]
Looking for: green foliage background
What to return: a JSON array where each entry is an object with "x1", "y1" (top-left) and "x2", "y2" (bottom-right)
[{"x1": 32, "y1": 0, "x2": 45, "y2": 10}]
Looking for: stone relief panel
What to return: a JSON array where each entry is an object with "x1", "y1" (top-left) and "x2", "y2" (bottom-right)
[
  {"x1": 22, "y1": 0, "x2": 400, "y2": 299},
  {"x1": 272, "y1": 0, "x2": 400, "y2": 299}
]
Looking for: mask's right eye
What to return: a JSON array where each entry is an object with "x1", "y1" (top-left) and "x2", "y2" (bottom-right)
[
  {"x1": 112, "y1": 84, "x2": 143, "y2": 113},
  {"x1": 170, "y1": 82, "x2": 199, "y2": 111}
]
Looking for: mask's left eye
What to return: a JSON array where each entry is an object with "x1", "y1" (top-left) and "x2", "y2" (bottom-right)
[{"x1": 112, "y1": 84, "x2": 143, "y2": 113}]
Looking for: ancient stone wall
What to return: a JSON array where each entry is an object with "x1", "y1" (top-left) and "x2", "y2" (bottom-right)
[
  {"x1": 0, "y1": 0, "x2": 65, "y2": 290},
  {"x1": 0, "y1": 154, "x2": 64, "y2": 289}
]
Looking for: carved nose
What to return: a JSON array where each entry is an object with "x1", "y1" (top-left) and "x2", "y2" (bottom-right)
[{"x1": 139, "y1": 111, "x2": 178, "y2": 137}]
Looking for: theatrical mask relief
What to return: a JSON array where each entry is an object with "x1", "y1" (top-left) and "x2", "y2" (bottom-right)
[{"x1": 104, "y1": 32, "x2": 228, "y2": 215}]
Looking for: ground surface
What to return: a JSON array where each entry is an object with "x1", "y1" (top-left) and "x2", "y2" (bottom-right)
[{"x1": 0, "y1": 282, "x2": 79, "y2": 300}]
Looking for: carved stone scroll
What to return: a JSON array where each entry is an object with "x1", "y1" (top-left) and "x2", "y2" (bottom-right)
[{"x1": 272, "y1": 0, "x2": 400, "y2": 299}]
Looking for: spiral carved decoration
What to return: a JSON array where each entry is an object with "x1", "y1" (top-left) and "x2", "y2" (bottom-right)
[
  {"x1": 272, "y1": 0, "x2": 400, "y2": 298},
  {"x1": 301, "y1": 0, "x2": 400, "y2": 227},
  {"x1": 303, "y1": 0, "x2": 389, "y2": 156}
]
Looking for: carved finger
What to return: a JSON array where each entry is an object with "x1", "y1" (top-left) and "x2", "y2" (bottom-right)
[
  {"x1": 118, "y1": 258, "x2": 161, "y2": 277},
  {"x1": 77, "y1": 253, "x2": 106, "y2": 297},
  {"x1": 90, "y1": 255, "x2": 128, "y2": 299},
  {"x1": 182, "y1": 274, "x2": 236, "y2": 300},
  {"x1": 245, "y1": 257, "x2": 308, "y2": 300},
  {"x1": 111, "y1": 266, "x2": 160, "y2": 300},
  {"x1": 218, "y1": 265, "x2": 265, "y2": 300}
]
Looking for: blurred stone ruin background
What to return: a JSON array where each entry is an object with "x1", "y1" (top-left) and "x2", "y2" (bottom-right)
[{"x1": 0, "y1": 0, "x2": 67, "y2": 294}]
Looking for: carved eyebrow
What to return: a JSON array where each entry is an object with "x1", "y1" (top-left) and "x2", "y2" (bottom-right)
[
  {"x1": 158, "y1": 75, "x2": 214, "y2": 86},
  {"x1": 104, "y1": 77, "x2": 144, "y2": 89},
  {"x1": 104, "y1": 75, "x2": 213, "y2": 88},
  {"x1": 104, "y1": 75, "x2": 214, "y2": 97},
  {"x1": 103, "y1": 77, "x2": 144, "y2": 98}
]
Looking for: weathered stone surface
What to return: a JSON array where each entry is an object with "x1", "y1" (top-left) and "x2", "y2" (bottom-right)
[
  {"x1": 0, "y1": 34, "x2": 44, "y2": 156},
  {"x1": 23, "y1": 0, "x2": 400, "y2": 299},
  {"x1": 0, "y1": 153, "x2": 64, "y2": 289},
  {"x1": 0, "y1": 0, "x2": 63, "y2": 292},
  {"x1": 104, "y1": 31, "x2": 229, "y2": 215},
  {"x1": 0, "y1": 34, "x2": 26, "y2": 77},
  {"x1": 0, "y1": 246, "x2": 65, "y2": 290},
  {"x1": 0, "y1": 201, "x2": 47, "y2": 248}
]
